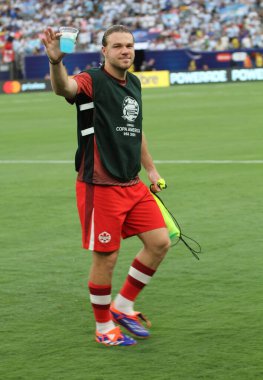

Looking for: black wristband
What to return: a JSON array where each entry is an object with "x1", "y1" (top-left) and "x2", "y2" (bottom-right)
[{"x1": 49, "y1": 58, "x2": 63, "y2": 65}]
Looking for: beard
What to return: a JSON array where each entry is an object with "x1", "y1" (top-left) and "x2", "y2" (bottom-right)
[{"x1": 109, "y1": 56, "x2": 134, "y2": 71}]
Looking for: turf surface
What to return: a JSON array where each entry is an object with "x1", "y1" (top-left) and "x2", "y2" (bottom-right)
[{"x1": 1, "y1": 83, "x2": 262, "y2": 379}]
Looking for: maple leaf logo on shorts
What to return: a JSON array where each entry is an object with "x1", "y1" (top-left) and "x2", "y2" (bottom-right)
[{"x1": 98, "y1": 231, "x2": 111, "y2": 243}]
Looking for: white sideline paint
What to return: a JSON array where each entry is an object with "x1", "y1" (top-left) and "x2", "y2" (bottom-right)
[
  {"x1": 0, "y1": 160, "x2": 262, "y2": 164},
  {"x1": 0, "y1": 160, "x2": 74, "y2": 164},
  {"x1": 154, "y1": 160, "x2": 263, "y2": 164}
]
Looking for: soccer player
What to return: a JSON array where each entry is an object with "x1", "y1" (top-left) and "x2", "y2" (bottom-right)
[{"x1": 42, "y1": 25, "x2": 170, "y2": 346}]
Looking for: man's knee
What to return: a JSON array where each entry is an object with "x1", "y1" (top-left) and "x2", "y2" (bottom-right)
[
  {"x1": 92, "y1": 250, "x2": 119, "y2": 273},
  {"x1": 140, "y1": 228, "x2": 171, "y2": 259},
  {"x1": 153, "y1": 236, "x2": 171, "y2": 257},
  {"x1": 144, "y1": 235, "x2": 171, "y2": 261}
]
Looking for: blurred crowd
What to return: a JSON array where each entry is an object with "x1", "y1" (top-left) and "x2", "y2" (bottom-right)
[{"x1": 1, "y1": 0, "x2": 263, "y2": 63}]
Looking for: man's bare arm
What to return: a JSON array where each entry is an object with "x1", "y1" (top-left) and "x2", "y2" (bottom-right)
[
  {"x1": 42, "y1": 27, "x2": 78, "y2": 98},
  {"x1": 141, "y1": 132, "x2": 161, "y2": 192},
  {"x1": 49, "y1": 61, "x2": 78, "y2": 98}
]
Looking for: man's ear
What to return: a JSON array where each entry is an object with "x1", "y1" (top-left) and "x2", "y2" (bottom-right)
[{"x1": 101, "y1": 46, "x2": 106, "y2": 57}]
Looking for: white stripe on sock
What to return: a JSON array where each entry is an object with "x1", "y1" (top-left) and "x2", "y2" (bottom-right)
[
  {"x1": 90, "y1": 294, "x2": 111, "y2": 305},
  {"x1": 129, "y1": 267, "x2": 152, "y2": 284}
]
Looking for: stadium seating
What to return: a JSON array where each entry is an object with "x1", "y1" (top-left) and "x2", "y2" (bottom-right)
[{"x1": 0, "y1": 0, "x2": 262, "y2": 59}]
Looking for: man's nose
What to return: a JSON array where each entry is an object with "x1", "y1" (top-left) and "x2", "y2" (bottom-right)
[{"x1": 121, "y1": 46, "x2": 130, "y2": 54}]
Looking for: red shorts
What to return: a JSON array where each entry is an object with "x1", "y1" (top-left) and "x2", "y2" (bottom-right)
[{"x1": 76, "y1": 180, "x2": 166, "y2": 252}]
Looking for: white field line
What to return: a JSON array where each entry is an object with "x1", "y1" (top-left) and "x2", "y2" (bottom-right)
[
  {"x1": 0, "y1": 160, "x2": 263, "y2": 164},
  {"x1": 0, "y1": 160, "x2": 74, "y2": 164},
  {"x1": 154, "y1": 160, "x2": 263, "y2": 164}
]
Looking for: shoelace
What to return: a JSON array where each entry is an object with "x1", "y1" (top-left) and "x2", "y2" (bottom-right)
[
  {"x1": 133, "y1": 312, "x2": 152, "y2": 328},
  {"x1": 108, "y1": 326, "x2": 123, "y2": 341}
]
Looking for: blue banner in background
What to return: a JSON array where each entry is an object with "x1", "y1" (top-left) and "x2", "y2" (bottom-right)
[
  {"x1": 24, "y1": 48, "x2": 263, "y2": 79},
  {"x1": 2, "y1": 68, "x2": 263, "y2": 94},
  {"x1": 25, "y1": 52, "x2": 101, "y2": 79},
  {"x1": 144, "y1": 49, "x2": 263, "y2": 72}
]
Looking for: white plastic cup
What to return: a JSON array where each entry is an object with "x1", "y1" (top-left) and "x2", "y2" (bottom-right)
[{"x1": 59, "y1": 27, "x2": 79, "y2": 53}]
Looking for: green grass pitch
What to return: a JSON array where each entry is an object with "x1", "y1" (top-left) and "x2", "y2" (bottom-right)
[{"x1": 1, "y1": 83, "x2": 262, "y2": 380}]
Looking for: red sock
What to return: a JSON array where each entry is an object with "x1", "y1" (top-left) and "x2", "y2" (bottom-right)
[
  {"x1": 120, "y1": 258, "x2": 156, "y2": 302},
  {"x1": 88, "y1": 282, "x2": 112, "y2": 323}
]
